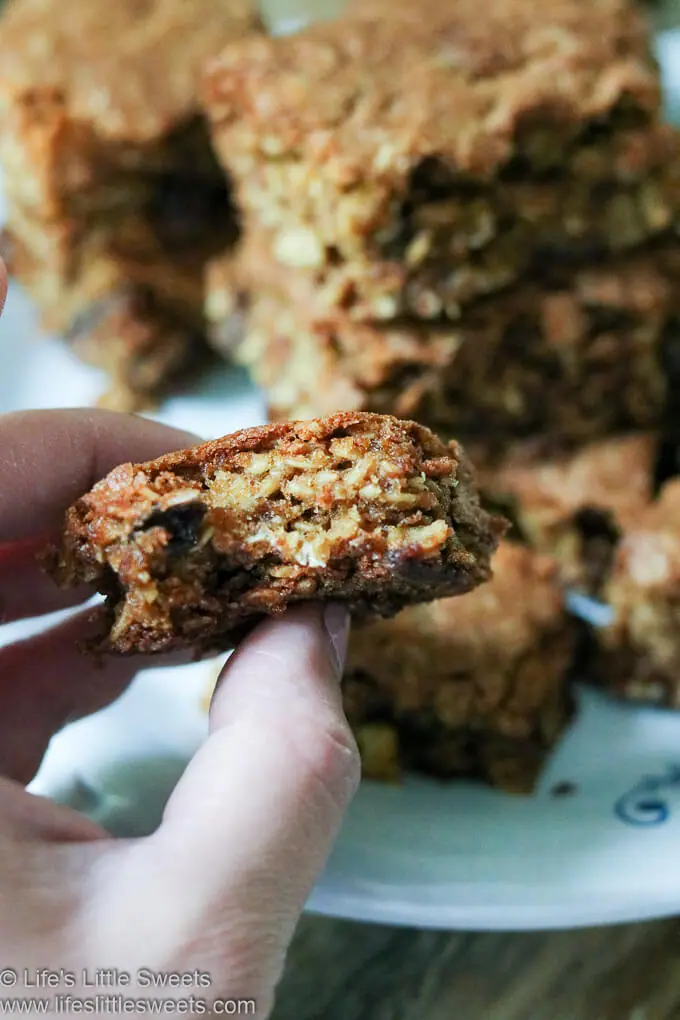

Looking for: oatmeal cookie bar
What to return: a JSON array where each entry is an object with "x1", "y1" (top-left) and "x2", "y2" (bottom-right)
[
  {"x1": 209, "y1": 130, "x2": 679, "y2": 325},
  {"x1": 204, "y1": 0, "x2": 669, "y2": 323},
  {"x1": 1, "y1": 216, "x2": 211, "y2": 328},
  {"x1": 0, "y1": 0, "x2": 258, "y2": 405},
  {"x1": 344, "y1": 542, "x2": 576, "y2": 793},
  {"x1": 46, "y1": 412, "x2": 505, "y2": 654},
  {"x1": 210, "y1": 244, "x2": 677, "y2": 450},
  {"x1": 63, "y1": 290, "x2": 208, "y2": 413},
  {"x1": 587, "y1": 479, "x2": 680, "y2": 707},
  {"x1": 0, "y1": 0, "x2": 260, "y2": 218},
  {"x1": 1, "y1": 226, "x2": 211, "y2": 410},
  {"x1": 478, "y1": 433, "x2": 660, "y2": 593}
]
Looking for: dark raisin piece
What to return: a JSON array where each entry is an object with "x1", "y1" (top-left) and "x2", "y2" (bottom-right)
[{"x1": 141, "y1": 503, "x2": 207, "y2": 557}]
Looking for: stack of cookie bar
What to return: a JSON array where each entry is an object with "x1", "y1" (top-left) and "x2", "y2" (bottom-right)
[
  {"x1": 203, "y1": 0, "x2": 680, "y2": 456},
  {"x1": 483, "y1": 432, "x2": 680, "y2": 713},
  {"x1": 197, "y1": 0, "x2": 680, "y2": 787},
  {"x1": 0, "y1": 0, "x2": 260, "y2": 409},
  {"x1": 344, "y1": 543, "x2": 577, "y2": 793}
]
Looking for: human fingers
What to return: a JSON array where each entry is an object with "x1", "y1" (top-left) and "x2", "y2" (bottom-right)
[
  {"x1": 0, "y1": 608, "x2": 192, "y2": 784},
  {"x1": 0, "y1": 776, "x2": 107, "y2": 842},
  {"x1": 0, "y1": 537, "x2": 93, "y2": 623},
  {"x1": 92, "y1": 606, "x2": 359, "y2": 1001},
  {"x1": 0, "y1": 408, "x2": 198, "y2": 544}
]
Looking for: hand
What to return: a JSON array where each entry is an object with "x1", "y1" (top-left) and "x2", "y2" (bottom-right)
[{"x1": 0, "y1": 405, "x2": 360, "y2": 1017}]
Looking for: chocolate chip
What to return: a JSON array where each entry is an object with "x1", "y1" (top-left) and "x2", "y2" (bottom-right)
[
  {"x1": 532, "y1": 237, "x2": 607, "y2": 271},
  {"x1": 576, "y1": 117, "x2": 612, "y2": 147},
  {"x1": 385, "y1": 157, "x2": 483, "y2": 259},
  {"x1": 586, "y1": 307, "x2": 632, "y2": 333},
  {"x1": 574, "y1": 507, "x2": 620, "y2": 595},
  {"x1": 499, "y1": 154, "x2": 534, "y2": 183},
  {"x1": 409, "y1": 157, "x2": 461, "y2": 199}
]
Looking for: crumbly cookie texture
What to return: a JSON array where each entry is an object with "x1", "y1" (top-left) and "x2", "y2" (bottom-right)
[
  {"x1": 203, "y1": 0, "x2": 668, "y2": 324},
  {"x1": 344, "y1": 542, "x2": 576, "y2": 793},
  {"x1": 46, "y1": 412, "x2": 505, "y2": 654},
  {"x1": 205, "y1": 126, "x2": 680, "y2": 328},
  {"x1": 478, "y1": 433, "x2": 660, "y2": 593},
  {"x1": 1, "y1": 226, "x2": 211, "y2": 412},
  {"x1": 0, "y1": 0, "x2": 256, "y2": 408},
  {"x1": 0, "y1": 0, "x2": 261, "y2": 215},
  {"x1": 205, "y1": 0, "x2": 659, "y2": 241},
  {"x1": 209, "y1": 244, "x2": 677, "y2": 452},
  {"x1": 65, "y1": 291, "x2": 208, "y2": 414},
  {"x1": 202, "y1": 0, "x2": 678, "y2": 457},
  {"x1": 589, "y1": 479, "x2": 680, "y2": 708}
]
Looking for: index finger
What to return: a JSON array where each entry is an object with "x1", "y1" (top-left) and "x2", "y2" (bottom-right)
[{"x1": 0, "y1": 409, "x2": 197, "y2": 543}]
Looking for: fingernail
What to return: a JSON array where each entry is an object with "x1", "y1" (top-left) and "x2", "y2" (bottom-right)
[{"x1": 324, "y1": 603, "x2": 350, "y2": 679}]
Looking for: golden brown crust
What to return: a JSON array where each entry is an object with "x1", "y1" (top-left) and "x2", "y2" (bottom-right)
[
  {"x1": 205, "y1": 0, "x2": 657, "y2": 183},
  {"x1": 47, "y1": 412, "x2": 505, "y2": 654},
  {"x1": 204, "y1": 0, "x2": 663, "y2": 296},
  {"x1": 0, "y1": 0, "x2": 260, "y2": 142},
  {"x1": 0, "y1": 0, "x2": 260, "y2": 223},
  {"x1": 345, "y1": 542, "x2": 576, "y2": 792}
]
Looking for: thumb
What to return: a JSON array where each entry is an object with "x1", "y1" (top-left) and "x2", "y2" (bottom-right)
[{"x1": 96, "y1": 606, "x2": 360, "y2": 995}]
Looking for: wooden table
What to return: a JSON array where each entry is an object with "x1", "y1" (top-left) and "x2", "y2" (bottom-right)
[{"x1": 273, "y1": 915, "x2": 680, "y2": 1019}]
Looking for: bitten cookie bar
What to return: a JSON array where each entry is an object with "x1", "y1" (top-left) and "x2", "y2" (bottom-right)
[
  {"x1": 46, "y1": 412, "x2": 505, "y2": 654},
  {"x1": 588, "y1": 479, "x2": 680, "y2": 707},
  {"x1": 478, "y1": 433, "x2": 659, "y2": 593},
  {"x1": 343, "y1": 542, "x2": 576, "y2": 793}
]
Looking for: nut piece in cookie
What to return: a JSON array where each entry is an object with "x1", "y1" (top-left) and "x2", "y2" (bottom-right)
[{"x1": 46, "y1": 412, "x2": 505, "y2": 654}]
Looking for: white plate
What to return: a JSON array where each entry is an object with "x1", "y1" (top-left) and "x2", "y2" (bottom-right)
[{"x1": 2, "y1": 29, "x2": 680, "y2": 933}]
